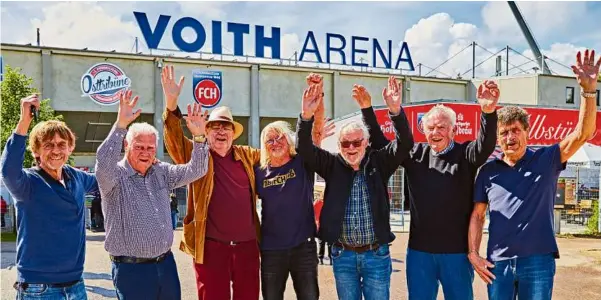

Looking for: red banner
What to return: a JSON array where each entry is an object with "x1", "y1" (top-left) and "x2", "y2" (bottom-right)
[{"x1": 374, "y1": 102, "x2": 601, "y2": 146}]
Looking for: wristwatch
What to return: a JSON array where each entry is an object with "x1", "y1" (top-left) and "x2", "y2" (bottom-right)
[{"x1": 192, "y1": 134, "x2": 206, "y2": 143}]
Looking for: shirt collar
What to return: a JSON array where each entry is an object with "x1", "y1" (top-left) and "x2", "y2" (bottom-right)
[
  {"x1": 33, "y1": 165, "x2": 72, "y2": 183},
  {"x1": 123, "y1": 158, "x2": 156, "y2": 177},
  {"x1": 431, "y1": 140, "x2": 455, "y2": 156},
  {"x1": 495, "y1": 147, "x2": 535, "y2": 166}
]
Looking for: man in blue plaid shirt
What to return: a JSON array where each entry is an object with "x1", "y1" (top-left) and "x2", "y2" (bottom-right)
[{"x1": 296, "y1": 77, "x2": 414, "y2": 300}]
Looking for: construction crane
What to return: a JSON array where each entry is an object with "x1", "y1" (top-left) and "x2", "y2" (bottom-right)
[{"x1": 507, "y1": 1, "x2": 552, "y2": 75}]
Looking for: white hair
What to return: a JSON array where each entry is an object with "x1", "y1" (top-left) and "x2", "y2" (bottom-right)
[
  {"x1": 339, "y1": 120, "x2": 370, "y2": 141},
  {"x1": 422, "y1": 104, "x2": 456, "y2": 127},
  {"x1": 125, "y1": 122, "x2": 160, "y2": 146},
  {"x1": 259, "y1": 121, "x2": 297, "y2": 169}
]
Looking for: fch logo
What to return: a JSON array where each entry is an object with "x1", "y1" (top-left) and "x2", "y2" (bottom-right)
[
  {"x1": 81, "y1": 63, "x2": 131, "y2": 105},
  {"x1": 417, "y1": 112, "x2": 425, "y2": 134},
  {"x1": 192, "y1": 70, "x2": 222, "y2": 108}
]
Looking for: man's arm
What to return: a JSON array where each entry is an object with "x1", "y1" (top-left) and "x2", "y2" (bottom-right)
[
  {"x1": 162, "y1": 64, "x2": 194, "y2": 165},
  {"x1": 94, "y1": 125, "x2": 127, "y2": 194},
  {"x1": 296, "y1": 115, "x2": 336, "y2": 179},
  {"x1": 468, "y1": 202, "x2": 495, "y2": 284},
  {"x1": 82, "y1": 172, "x2": 99, "y2": 194},
  {"x1": 373, "y1": 108, "x2": 414, "y2": 178},
  {"x1": 466, "y1": 80, "x2": 500, "y2": 167},
  {"x1": 468, "y1": 168, "x2": 496, "y2": 284},
  {"x1": 1, "y1": 133, "x2": 32, "y2": 200},
  {"x1": 165, "y1": 102, "x2": 211, "y2": 189},
  {"x1": 362, "y1": 107, "x2": 390, "y2": 150},
  {"x1": 0, "y1": 94, "x2": 41, "y2": 200},
  {"x1": 165, "y1": 142, "x2": 209, "y2": 190},
  {"x1": 163, "y1": 107, "x2": 194, "y2": 164},
  {"x1": 465, "y1": 111, "x2": 498, "y2": 167},
  {"x1": 559, "y1": 50, "x2": 600, "y2": 163}
]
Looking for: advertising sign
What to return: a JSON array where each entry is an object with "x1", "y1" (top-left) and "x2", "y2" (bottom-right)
[
  {"x1": 192, "y1": 70, "x2": 222, "y2": 108},
  {"x1": 81, "y1": 63, "x2": 131, "y2": 105},
  {"x1": 372, "y1": 102, "x2": 601, "y2": 146},
  {"x1": 133, "y1": 11, "x2": 415, "y2": 71}
]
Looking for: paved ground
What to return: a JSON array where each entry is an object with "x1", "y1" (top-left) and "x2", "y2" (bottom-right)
[{"x1": 1, "y1": 231, "x2": 600, "y2": 300}]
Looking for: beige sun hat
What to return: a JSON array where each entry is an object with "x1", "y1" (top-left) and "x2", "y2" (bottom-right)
[{"x1": 205, "y1": 106, "x2": 244, "y2": 140}]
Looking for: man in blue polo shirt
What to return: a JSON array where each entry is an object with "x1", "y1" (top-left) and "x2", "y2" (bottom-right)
[
  {"x1": 1, "y1": 94, "x2": 98, "y2": 299},
  {"x1": 468, "y1": 49, "x2": 600, "y2": 300}
]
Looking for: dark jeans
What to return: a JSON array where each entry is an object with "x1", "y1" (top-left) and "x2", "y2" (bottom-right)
[
  {"x1": 261, "y1": 238, "x2": 319, "y2": 300},
  {"x1": 110, "y1": 251, "x2": 181, "y2": 300},
  {"x1": 318, "y1": 239, "x2": 331, "y2": 260},
  {"x1": 488, "y1": 253, "x2": 556, "y2": 300}
]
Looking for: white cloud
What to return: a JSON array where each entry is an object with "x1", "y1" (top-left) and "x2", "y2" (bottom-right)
[
  {"x1": 25, "y1": 2, "x2": 139, "y2": 52},
  {"x1": 481, "y1": 1, "x2": 587, "y2": 46},
  {"x1": 178, "y1": 2, "x2": 228, "y2": 20}
]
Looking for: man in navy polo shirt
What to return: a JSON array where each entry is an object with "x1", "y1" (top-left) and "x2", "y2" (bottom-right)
[
  {"x1": 1, "y1": 94, "x2": 98, "y2": 299},
  {"x1": 468, "y1": 49, "x2": 600, "y2": 300}
]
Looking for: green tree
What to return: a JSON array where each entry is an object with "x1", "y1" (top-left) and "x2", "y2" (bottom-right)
[{"x1": 1, "y1": 65, "x2": 65, "y2": 167}]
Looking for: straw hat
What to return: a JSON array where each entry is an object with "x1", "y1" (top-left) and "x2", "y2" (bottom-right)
[{"x1": 205, "y1": 106, "x2": 244, "y2": 140}]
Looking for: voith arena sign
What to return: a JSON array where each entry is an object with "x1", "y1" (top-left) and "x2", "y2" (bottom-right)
[{"x1": 133, "y1": 11, "x2": 415, "y2": 71}]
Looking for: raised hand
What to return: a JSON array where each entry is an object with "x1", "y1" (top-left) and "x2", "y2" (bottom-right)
[
  {"x1": 352, "y1": 84, "x2": 372, "y2": 109},
  {"x1": 382, "y1": 76, "x2": 402, "y2": 115},
  {"x1": 19, "y1": 94, "x2": 41, "y2": 123},
  {"x1": 306, "y1": 73, "x2": 323, "y2": 93},
  {"x1": 571, "y1": 49, "x2": 601, "y2": 93},
  {"x1": 302, "y1": 85, "x2": 322, "y2": 120},
  {"x1": 161, "y1": 65, "x2": 185, "y2": 111},
  {"x1": 116, "y1": 89, "x2": 142, "y2": 129},
  {"x1": 477, "y1": 80, "x2": 500, "y2": 114},
  {"x1": 313, "y1": 118, "x2": 336, "y2": 147},
  {"x1": 184, "y1": 103, "x2": 208, "y2": 136},
  {"x1": 468, "y1": 252, "x2": 496, "y2": 285}
]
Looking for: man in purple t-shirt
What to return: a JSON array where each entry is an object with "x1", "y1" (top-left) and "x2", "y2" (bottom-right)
[{"x1": 468, "y1": 49, "x2": 599, "y2": 300}]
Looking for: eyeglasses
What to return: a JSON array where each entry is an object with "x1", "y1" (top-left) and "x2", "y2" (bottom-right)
[
  {"x1": 266, "y1": 135, "x2": 286, "y2": 146},
  {"x1": 340, "y1": 139, "x2": 364, "y2": 148}
]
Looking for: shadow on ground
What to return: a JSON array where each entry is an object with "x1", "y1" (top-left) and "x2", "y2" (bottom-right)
[
  {"x1": 84, "y1": 272, "x2": 111, "y2": 281},
  {"x1": 85, "y1": 235, "x2": 106, "y2": 242},
  {"x1": 85, "y1": 285, "x2": 117, "y2": 298}
]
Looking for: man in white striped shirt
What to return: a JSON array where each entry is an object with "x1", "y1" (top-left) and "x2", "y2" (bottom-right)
[{"x1": 95, "y1": 90, "x2": 210, "y2": 299}]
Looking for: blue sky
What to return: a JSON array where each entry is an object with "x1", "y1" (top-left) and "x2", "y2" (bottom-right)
[{"x1": 2, "y1": 1, "x2": 600, "y2": 78}]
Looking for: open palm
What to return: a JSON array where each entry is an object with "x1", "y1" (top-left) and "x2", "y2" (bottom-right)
[
  {"x1": 572, "y1": 49, "x2": 601, "y2": 92},
  {"x1": 117, "y1": 89, "x2": 141, "y2": 129},
  {"x1": 302, "y1": 85, "x2": 322, "y2": 118},
  {"x1": 382, "y1": 76, "x2": 402, "y2": 115},
  {"x1": 184, "y1": 103, "x2": 208, "y2": 136},
  {"x1": 162, "y1": 65, "x2": 185, "y2": 111}
]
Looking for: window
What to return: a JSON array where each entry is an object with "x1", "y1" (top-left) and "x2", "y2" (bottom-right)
[
  {"x1": 597, "y1": 89, "x2": 600, "y2": 106},
  {"x1": 565, "y1": 87, "x2": 575, "y2": 104}
]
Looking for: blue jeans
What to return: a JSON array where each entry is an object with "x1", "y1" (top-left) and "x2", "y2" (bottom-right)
[
  {"x1": 331, "y1": 243, "x2": 392, "y2": 300},
  {"x1": 111, "y1": 251, "x2": 181, "y2": 300},
  {"x1": 15, "y1": 279, "x2": 87, "y2": 300},
  {"x1": 406, "y1": 248, "x2": 474, "y2": 300},
  {"x1": 488, "y1": 253, "x2": 556, "y2": 300}
]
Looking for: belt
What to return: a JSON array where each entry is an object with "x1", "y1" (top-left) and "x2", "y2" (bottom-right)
[
  {"x1": 13, "y1": 279, "x2": 80, "y2": 290},
  {"x1": 110, "y1": 250, "x2": 171, "y2": 264},
  {"x1": 205, "y1": 236, "x2": 254, "y2": 246},
  {"x1": 334, "y1": 242, "x2": 380, "y2": 254}
]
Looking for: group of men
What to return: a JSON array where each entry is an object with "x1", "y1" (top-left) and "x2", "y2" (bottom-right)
[{"x1": 0, "y1": 49, "x2": 599, "y2": 300}]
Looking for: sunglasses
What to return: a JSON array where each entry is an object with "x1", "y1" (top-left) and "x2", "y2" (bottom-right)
[{"x1": 340, "y1": 139, "x2": 364, "y2": 148}]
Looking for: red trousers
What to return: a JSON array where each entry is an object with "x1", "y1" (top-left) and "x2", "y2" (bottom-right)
[{"x1": 194, "y1": 238, "x2": 260, "y2": 300}]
